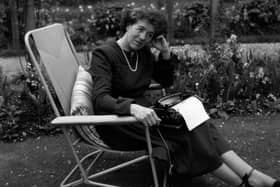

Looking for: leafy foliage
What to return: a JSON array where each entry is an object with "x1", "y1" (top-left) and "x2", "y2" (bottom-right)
[
  {"x1": 54, "y1": 1, "x2": 280, "y2": 46},
  {"x1": 1, "y1": 0, "x2": 280, "y2": 142},
  {"x1": 222, "y1": 0, "x2": 280, "y2": 36},
  {"x1": 1, "y1": 0, "x2": 280, "y2": 52},
  {"x1": 173, "y1": 2, "x2": 210, "y2": 39},
  {"x1": 1, "y1": 37, "x2": 280, "y2": 142},
  {"x1": 171, "y1": 35, "x2": 280, "y2": 117},
  {"x1": 0, "y1": 58, "x2": 60, "y2": 142}
]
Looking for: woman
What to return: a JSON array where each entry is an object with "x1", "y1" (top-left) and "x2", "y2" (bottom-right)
[{"x1": 86, "y1": 7, "x2": 279, "y2": 187}]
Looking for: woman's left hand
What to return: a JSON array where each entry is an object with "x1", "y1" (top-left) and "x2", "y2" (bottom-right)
[{"x1": 152, "y1": 35, "x2": 171, "y2": 59}]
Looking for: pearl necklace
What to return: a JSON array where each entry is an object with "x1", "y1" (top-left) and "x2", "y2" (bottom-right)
[{"x1": 120, "y1": 48, "x2": 138, "y2": 72}]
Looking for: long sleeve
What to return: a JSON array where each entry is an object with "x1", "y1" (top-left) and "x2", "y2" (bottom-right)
[
  {"x1": 153, "y1": 52, "x2": 179, "y2": 87},
  {"x1": 86, "y1": 46, "x2": 135, "y2": 115},
  {"x1": 86, "y1": 43, "x2": 179, "y2": 115}
]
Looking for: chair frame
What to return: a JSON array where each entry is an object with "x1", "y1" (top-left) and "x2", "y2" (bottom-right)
[{"x1": 24, "y1": 23, "x2": 167, "y2": 187}]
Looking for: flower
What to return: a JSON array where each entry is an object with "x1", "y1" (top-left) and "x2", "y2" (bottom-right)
[
  {"x1": 150, "y1": 3, "x2": 156, "y2": 9},
  {"x1": 230, "y1": 34, "x2": 237, "y2": 42},
  {"x1": 243, "y1": 62, "x2": 249, "y2": 68},
  {"x1": 226, "y1": 38, "x2": 231, "y2": 44},
  {"x1": 256, "y1": 67, "x2": 264, "y2": 79}
]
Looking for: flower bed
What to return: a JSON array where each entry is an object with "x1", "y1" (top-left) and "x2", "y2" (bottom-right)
[
  {"x1": 0, "y1": 64, "x2": 59, "y2": 142},
  {"x1": 170, "y1": 35, "x2": 280, "y2": 117},
  {"x1": 1, "y1": 35, "x2": 280, "y2": 142}
]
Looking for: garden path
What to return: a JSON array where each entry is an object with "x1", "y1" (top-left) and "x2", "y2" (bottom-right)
[{"x1": 0, "y1": 114, "x2": 280, "y2": 187}]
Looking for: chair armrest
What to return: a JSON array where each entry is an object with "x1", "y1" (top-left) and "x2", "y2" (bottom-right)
[{"x1": 51, "y1": 115, "x2": 139, "y2": 127}]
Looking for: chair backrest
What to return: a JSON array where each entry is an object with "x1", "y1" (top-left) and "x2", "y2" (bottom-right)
[
  {"x1": 25, "y1": 23, "x2": 111, "y2": 149},
  {"x1": 25, "y1": 23, "x2": 79, "y2": 116}
]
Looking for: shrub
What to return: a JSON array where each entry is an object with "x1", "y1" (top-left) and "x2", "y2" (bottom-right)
[
  {"x1": 173, "y1": 2, "x2": 210, "y2": 39},
  {"x1": 1, "y1": 0, "x2": 280, "y2": 52},
  {"x1": 88, "y1": 6, "x2": 122, "y2": 42},
  {"x1": 222, "y1": 0, "x2": 280, "y2": 36},
  {"x1": 61, "y1": 1, "x2": 280, "y2": 46},
  {"x1": 171, "y1": 34, "x2": 280, "y2": 116},
  {"x1": 2, "y1": 36, "x2": 280, "y2": 142},
  {"x1": 0, "y1": 58, "x2": 59, "y2": 142}
]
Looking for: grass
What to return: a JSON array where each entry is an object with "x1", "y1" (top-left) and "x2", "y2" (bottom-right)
[
  {"x1": 0, "y1": 113, "x2": 279, "y2": 186},
  {"x1": 216, "y1": 114, "x2": 280, "y2": 177}
]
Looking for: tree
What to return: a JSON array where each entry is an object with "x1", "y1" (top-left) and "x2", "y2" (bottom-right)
[
  {"x1": 9, "y1": 0, "x2": 20, "y2": 50},
  {"x1": 0, "y1": 1, "x2": 9, "y2": 49},
  {"x1": 25, "y1": 0, "x2": 35, "y2": 32},
  {"x1": 165, "y1": 0, "x2": 173, "y2": 43},
  {"x1": 5, "y1": 0, "x2": 36, "y2": 51},
  {"x1": 210, "y1": 0, "x2": 221, "y2": 41}
]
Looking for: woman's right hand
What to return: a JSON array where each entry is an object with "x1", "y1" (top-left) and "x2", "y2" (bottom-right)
[{"x1": 130, "y1": 104, "x2": 161, "y2": 126}]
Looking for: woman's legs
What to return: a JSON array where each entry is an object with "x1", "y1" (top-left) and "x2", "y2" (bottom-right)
[
  {"x1": 221, "y1": 150, "x2": 277, "y2": 187},
  {"x1": 211, "y1": 162, "x2": 242, "y2": 186}
]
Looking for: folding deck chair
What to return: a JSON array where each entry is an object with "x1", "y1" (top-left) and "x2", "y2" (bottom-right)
[{"x1": 24, "y1": 23, "x2": 167, "y2": 187}]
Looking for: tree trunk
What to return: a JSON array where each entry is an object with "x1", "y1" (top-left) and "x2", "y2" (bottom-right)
[
  {"x1": 25, "y1": 0, "x2": 35, "y2": 32},
  {"x1": 209, "y1": 0, "x2": 220, "y2": 42},
  {"x1": 9, "y1": 0, "x2": 20, "y2": 50},
  {"x1": 165, "y1": 0, "x2": 173, "y2": 44}
]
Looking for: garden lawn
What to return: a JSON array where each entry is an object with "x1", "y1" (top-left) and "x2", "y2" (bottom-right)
[{"x1": 0, "y1": 114, "x2": 279, "y2": 187}]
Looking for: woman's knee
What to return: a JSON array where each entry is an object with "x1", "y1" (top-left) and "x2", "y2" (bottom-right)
[{"x1": 220, "y1": 150, "x2": 237, "y2": 159}]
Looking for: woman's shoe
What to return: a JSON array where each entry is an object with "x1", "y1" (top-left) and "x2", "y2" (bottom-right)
[
  {"x1": 273, "y1": 181, "x2": 280, "y2": 187},
  {"x1": 237, "y1": 168, "x2": 255, "y2": 187}
]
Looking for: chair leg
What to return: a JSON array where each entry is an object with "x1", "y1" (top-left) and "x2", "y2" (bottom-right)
[
  {"x1": 62, "y1": 151, "x2": 150, "y2": 187},
  {"x1": 61, "y1": 128, "x2": 105, "y2": 187},
  {"x1": 85, "y1": 150, "x2": 104, "y2": 174},
  {"x1": 60, "y1": 151, "x2": 106, "y2": 187},
  {"x1": 62, "y1": 128, "x2": 154, "y2": 187},
  {"x1": 87, "y1": 155, "x2": 149, "y2": 179},
  {"x1": 145, "y1": 126, "x2": 160, "y2": 187}
]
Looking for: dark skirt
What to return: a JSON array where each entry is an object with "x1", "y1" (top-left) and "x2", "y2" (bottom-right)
[{"x1": 95, "y1": 97, "x2": 231, "y2": 177}]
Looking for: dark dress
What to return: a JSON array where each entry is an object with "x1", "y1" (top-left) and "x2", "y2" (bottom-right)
[{"x1": 86, "y1": 42, "x2": 231, "y2": 177}]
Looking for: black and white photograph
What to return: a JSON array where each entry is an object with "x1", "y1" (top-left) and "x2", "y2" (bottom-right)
[{"x1": 0, "y1": 0, "x2": 280, "y2": 186}]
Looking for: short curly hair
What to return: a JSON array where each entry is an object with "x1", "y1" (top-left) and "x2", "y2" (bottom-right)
[{"x1": 119, "y1": 8, "x2": 167, "y2": 39}]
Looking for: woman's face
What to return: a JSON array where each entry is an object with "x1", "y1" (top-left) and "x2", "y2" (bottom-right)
[{"x1": 124, "y1": 19, "x2": 155, "y2": 51}]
